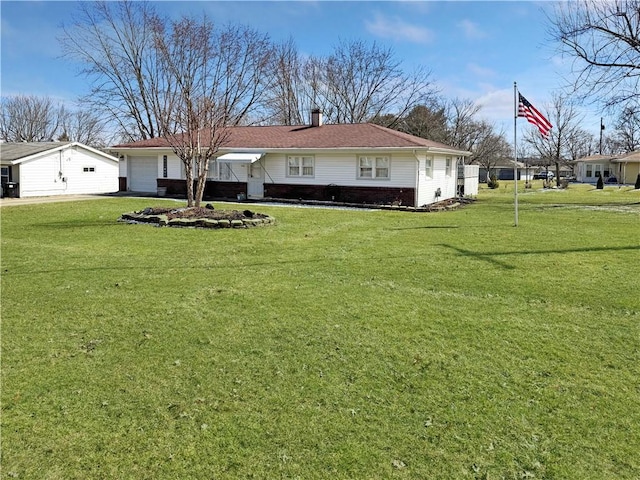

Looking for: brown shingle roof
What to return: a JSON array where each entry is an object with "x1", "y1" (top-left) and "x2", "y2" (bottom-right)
[{"x1": 113, "y1": 123, "x2": 468, "y2": 153}]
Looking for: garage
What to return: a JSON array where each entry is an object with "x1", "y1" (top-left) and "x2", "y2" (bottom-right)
[
  {"x1": 129, "y1": 156, "x2": 158, "y2": 192},
  {"x1": 1, "y1": 142, "x2": 119, "y2": 198}
]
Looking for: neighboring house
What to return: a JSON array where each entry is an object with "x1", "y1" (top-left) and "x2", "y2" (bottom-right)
[
  {"x1": 479, "y1": 161, "x2": 532, "y2": 183},
  {"x1": 573, "y1": 154, "x2": 617, "y2": 183},
  {"x1": 0, "y1": 142, "x2": 119, "y2": 198},
  {"x1": 611, "y1": 151, "x2": 640, "y2": 185},
  {"x1": 110, "y1": 113, "x2": 473, "y2": 207}
]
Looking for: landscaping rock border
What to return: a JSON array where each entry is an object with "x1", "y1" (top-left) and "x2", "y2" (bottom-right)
[{"x1": 118, "y1": 207, "x2": 275, "y2": 229}]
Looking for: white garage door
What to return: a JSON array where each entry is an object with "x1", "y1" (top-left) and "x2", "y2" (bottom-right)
[{"x1": 129, "y1": 156, "x2": 158, "y2": 192}]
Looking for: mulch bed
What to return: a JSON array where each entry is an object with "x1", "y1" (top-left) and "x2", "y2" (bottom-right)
[
  {"x1": 140, "y1": 206, "x2": 269, "y2": 221},
  {"x1": 118, "y1": 205, "x2": 274, "y2": 229}
]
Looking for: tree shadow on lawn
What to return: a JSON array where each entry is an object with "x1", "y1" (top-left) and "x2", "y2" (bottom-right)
[
  {"x1": 6, "y1": 244, "x2": 638, "y2": 276},
  {"x1": 438, "y1": 244, "x2": 640, "y2": 270}
]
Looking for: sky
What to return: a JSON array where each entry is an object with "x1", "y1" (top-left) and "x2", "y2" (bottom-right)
[{"x1": 0, "y1": 1, "x2": 606, "y2": 137}]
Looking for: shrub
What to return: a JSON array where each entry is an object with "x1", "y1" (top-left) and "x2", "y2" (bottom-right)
[
  {"x1": 596, "y1": 174, "x2": 604, "y2": 190},
  {"x1": 487, "y1": 174, "x2": 499, "y2": 189},
  {"x1": 635, "y1": 174, "x2": 640, "y2": 190}
]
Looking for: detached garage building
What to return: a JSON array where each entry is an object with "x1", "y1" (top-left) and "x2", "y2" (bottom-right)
[{"x1": 0, "y1": 142, "x2": 119, "y2": 198}]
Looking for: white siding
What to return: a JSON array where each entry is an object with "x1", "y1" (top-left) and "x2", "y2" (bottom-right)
[
  {"x1": 17, "y1": 147, "x2": 118, "y2": 197},
  {"x1": 218, "y1": 162, "x2": 248, "y2": 182},
  {"x1": 262, "y1": 152, "x2": 417, "y2": 188},
  {"x1": 415, "y1": 154, "x2": 458, "y2": 206},
  {"x1": 119, "y1": 156, "x2": 127, "y2": 177}
]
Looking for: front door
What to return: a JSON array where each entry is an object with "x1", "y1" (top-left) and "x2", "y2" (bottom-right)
[{"x1": 247, "y1": 162, "x2": 264, "y2": 198}]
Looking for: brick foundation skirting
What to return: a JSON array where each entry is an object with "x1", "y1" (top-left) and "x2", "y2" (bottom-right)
[
  {"x1": 150, "y1": 179, "x2": 414, "y2": 206},
  {"x1": 264, "y1": 183, "x2": 415, "y2": 206}
]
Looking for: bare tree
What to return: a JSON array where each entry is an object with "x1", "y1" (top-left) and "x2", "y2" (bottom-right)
[
  {"x1": 614, "y1": 104, "x2": 640, "y2": 152},
  {"x1": 61, "y1": 1, "x2": 274, "y2": 205},
  {"x1": 59, "y1": 108, "x2": 109, "y2": 146},
  {"x1": 152, "y1": 16, "x2": 272, "y2": 206},
  {"x1": 0, "y1": 95, "x2": 64, "y2": 142},
  {"x1": 548, "y1": 0, "x2": 640, "y2": 108},
  {"x1": 322, "y1": 40, "x2": 437, "y2": 126},
  {"x1": 443, "y1": 98, "x2": 483, "y2": 151},
  {"x1": 152, "y1": 16, "x2": 222, "y2": 207},
  {"x1": 468, "y1": 123, "x2": 512, "y2": 180},
  {"x1": 264, "y1": 38, "x2": 306, "y2": 125},
  {"x1": 60, "y1": 1, "x2": 170, "y2": 141},
  {"x1": 265, "y1": 39, "x2": 438, "y2": 126},
  {"x1": 213, "y1": 24, "x2": 274, "y2": 126},
  {"x1": 565, "y1": 128, "x2": 596, "y2": 161}
]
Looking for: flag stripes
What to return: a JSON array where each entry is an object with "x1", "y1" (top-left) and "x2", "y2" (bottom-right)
[{"x1": 518, "y1": 93, "x2": 552, "y2": 138}]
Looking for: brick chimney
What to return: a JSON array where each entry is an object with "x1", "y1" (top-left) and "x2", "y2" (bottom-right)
[{"x1": 311, "y1": 109, "x2": 323, "y2": 127}]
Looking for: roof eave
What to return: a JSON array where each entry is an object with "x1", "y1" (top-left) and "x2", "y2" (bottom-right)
[{"x1": 7, "y1": 142, "x2": 118, "y2": 164}]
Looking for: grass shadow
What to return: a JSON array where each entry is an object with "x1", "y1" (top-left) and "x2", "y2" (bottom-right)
[{"x1": 438, "y1": 243, "x2": 640, "y2": 270}]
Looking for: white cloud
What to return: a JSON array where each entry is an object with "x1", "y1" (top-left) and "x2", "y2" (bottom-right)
[
  {"x1": 365, "y1": 13, "x2": 434, "y2": 44},
  {"x1": 457, "y1": 19, "x2": 487, "y2": 40},
  {"x1": 475, "y1": 89, "x2": 515, "y2": 125},
  {"x1": 467, "y1": 63, "x2": 497, "y2": 78}
]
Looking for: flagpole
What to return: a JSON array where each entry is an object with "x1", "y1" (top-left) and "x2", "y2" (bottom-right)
[{"x1": 513, "y1": 81, "x2": 519, "y2": 227}]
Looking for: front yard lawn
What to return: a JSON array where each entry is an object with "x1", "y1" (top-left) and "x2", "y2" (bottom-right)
[{"x1": 2, "y1": 184, "x2": 639, "y2": 478}]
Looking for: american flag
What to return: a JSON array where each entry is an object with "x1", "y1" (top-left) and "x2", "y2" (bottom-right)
[{"x1": 518, "y1": 93, "x2": 553, "y2": 138}]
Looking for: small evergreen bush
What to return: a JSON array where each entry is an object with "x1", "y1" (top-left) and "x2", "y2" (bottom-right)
[
  {"x1": 635, "y1": 174, "x2": 640, "y2": 190},
  {"x1": 487, "y1": 174, "x2": 499, "y2": 189},
  {"x1": 596, "y1": 174, "x2": 604, "y2": 190}
]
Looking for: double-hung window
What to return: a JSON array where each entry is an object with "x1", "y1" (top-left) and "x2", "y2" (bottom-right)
[
  {"x1": 219, "y1": 162, "x2": 232, "y2": 180},
  {"x1": 445, "y1": 157, "x2": 452, "y2": 177},
  {"x1": 288, "y1": 156, "x2": 314, "y2": 177},
  {"x1": 207, "y1": 160, "x2": 217, "y2": 179},
  {"x1": 358, "y1": 156, "x2": 389, "y2": 179},
  {"x1": 425, "y1": 156, "x2": 433, "y2": 178},
  {"x1": 586, "y1": 164, "x2": 593, "y2": 177},
  {"x1": 595, "y1": 164, "x2": 602, "y2": 178},
  {"x1": 207, "y1": 159, "x2": 233, "y2": 180}
]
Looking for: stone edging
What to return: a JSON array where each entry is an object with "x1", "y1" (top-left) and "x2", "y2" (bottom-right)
[{"x1": 118, "y1": 212, "x2": 275, "y2": 229}]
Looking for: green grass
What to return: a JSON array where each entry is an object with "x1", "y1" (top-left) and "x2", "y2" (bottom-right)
[{"x1": 2, "y1": 183, "x2": 639, "y2": 479}]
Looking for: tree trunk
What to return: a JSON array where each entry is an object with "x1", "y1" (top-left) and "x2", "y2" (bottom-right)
[
  {"x1": 184, "y1": 159, "x2": 195, "y2": 207},
  {"x1": 193, "y1": 155, "x2": 209, "y2": 207},
  {"x1": 194, "y1": 173, "x2": 206, "y2": 207}
]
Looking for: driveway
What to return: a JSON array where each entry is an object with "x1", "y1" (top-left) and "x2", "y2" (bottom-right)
[{"x1": 0, "y1": 191, "x2": 173, "y2": 207}]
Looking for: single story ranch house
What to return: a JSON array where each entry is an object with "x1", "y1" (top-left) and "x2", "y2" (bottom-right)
[
  {"x1": 0, "y1": 142, "x2": 119, "y2": 198},
  {"x1": 574, "y1": 152, "x2": 640, "y2": 185},
  {"x1": 111, "y1": 112, "x2": 474, "y2": 207}
]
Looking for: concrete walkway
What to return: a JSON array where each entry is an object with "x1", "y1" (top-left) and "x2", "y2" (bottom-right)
[
  {"x1": 0, "y1": 193, "x2": 167, "y2": 207},
  {"x1": 0, "y1": 194, "x2": 123, "y2": 207}
]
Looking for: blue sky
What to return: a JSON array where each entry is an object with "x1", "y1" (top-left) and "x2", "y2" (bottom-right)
[{"x1": 0, "y1": 1, "x2": 604, "y2": 135}]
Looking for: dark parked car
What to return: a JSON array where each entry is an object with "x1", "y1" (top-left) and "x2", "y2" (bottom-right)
[{"x1": 534, "y1": 171, "x2": 554, "y2": 180}]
